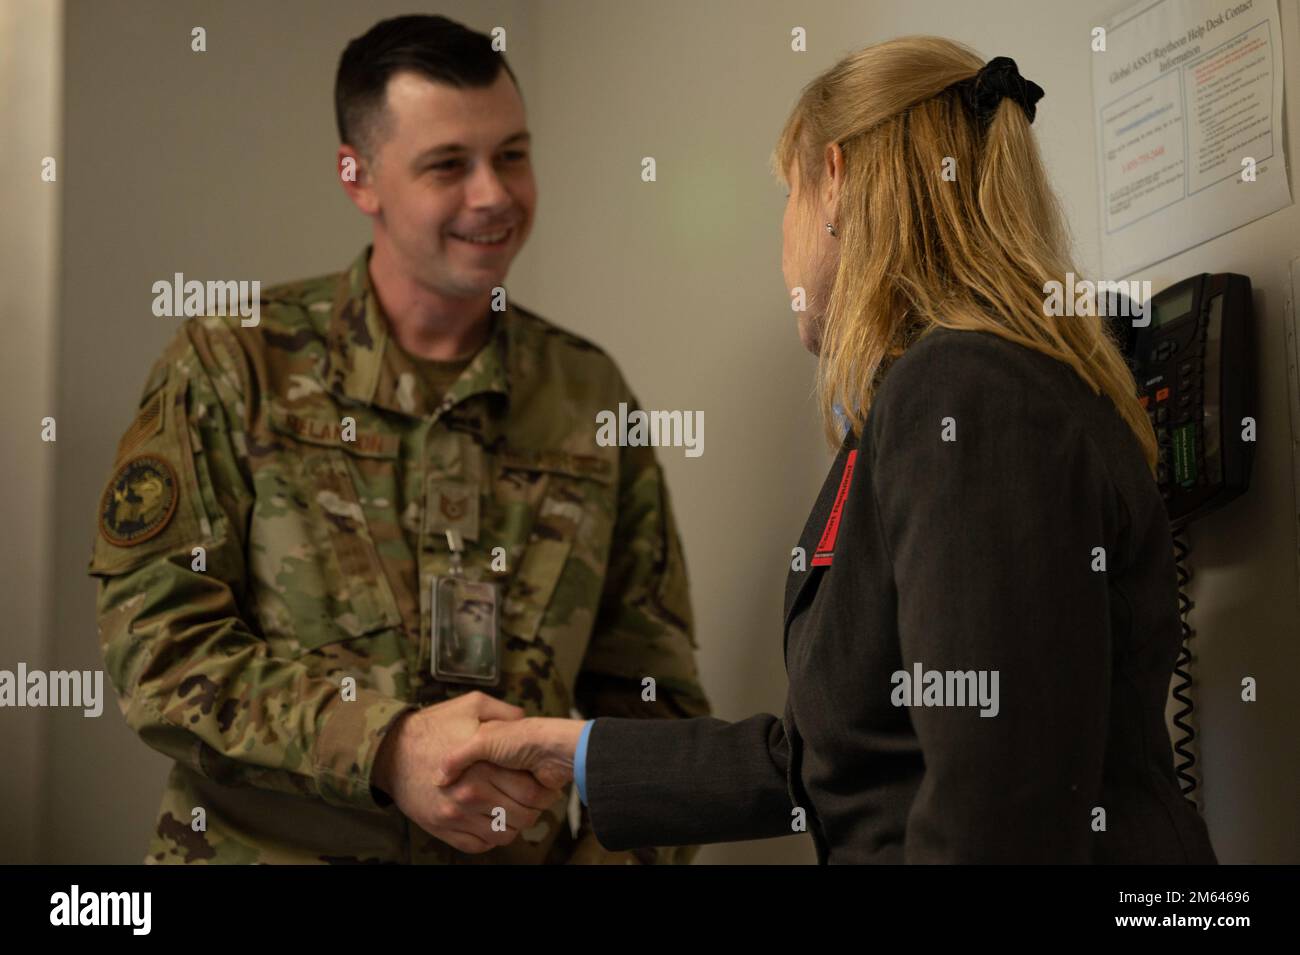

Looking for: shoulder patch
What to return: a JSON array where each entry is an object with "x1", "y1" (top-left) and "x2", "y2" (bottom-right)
[{"x1": 99, "y1": 454, "x2": 180, "y2": 546}]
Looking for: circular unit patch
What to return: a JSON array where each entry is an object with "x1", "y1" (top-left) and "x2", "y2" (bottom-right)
[{"x1": 100, "y1": 454, "x2": 179, "y2": 546}]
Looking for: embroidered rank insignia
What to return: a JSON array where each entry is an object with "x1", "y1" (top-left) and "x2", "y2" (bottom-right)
[
  {"x1": 427, "y1": 479, "x2": 479, "y2": 542},
  {"x1": 99, "y1": 454, "x2": 179, "y2": 546}
]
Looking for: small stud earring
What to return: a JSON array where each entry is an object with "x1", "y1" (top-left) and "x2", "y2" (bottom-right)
[{"x1": 825, "y1": 222, "x2": 837, "y2": 237}]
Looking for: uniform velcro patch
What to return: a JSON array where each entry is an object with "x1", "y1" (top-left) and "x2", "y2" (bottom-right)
[{"x1": 99, "y1": 454, "x2": 179, "y2": 546}]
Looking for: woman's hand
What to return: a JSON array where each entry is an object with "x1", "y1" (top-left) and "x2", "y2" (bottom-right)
[{"x1": 434, "y1": 717, "x2": 586, "y2": 791}]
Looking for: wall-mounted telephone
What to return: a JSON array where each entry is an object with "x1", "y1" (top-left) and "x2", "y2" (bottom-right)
[
  {"x1": 1110, "y1": 272, "x2": 1256, "y2": 804},
  {"x1": 1122, "y1": 273, "x2": 1255, "y2": 529}
]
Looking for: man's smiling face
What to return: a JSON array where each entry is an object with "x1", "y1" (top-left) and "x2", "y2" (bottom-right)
[{"x1": 364, "y1": 69, "x2": 536, "y2": 299}]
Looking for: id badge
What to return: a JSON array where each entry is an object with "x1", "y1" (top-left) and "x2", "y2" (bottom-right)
[{"x1": 431, "y1": 574, "x2": 501, "y2": 686}]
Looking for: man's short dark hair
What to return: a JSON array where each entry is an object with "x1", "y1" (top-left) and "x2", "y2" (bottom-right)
[{"x1": 335, "y1": 15, "x2": 519, "y2": 159}]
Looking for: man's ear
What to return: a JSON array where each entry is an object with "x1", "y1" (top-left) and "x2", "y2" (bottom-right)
[{"x1": 337, "y1": 143, "x2": 380, "y2": 216}]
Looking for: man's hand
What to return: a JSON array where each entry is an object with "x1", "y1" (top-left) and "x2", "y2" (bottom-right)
[
  {"x1": 434, "y1": 717, "x2": 587, "y2": 791},
  {"x1": 371, "y1": 692, "x2": 563, "y2": 854}
]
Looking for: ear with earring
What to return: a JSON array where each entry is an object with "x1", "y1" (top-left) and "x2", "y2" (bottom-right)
[{"x1": 825, "y1": 222, "x2": 837, "y2": 238}]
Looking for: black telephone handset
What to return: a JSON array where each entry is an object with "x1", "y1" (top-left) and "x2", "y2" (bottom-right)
[{"x1": 1121, "y1": 273, "x2": 1254, "y2": 529}]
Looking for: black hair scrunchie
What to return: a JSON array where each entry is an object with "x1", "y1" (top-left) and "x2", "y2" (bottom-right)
[{"x1": 953, "y1": 56, "x2": 1044, "y2": 128}]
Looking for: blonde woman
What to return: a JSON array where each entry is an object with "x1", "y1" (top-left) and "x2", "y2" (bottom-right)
[{"x1": 434, "y1": 37, "x2": 1219, "y2": 864}]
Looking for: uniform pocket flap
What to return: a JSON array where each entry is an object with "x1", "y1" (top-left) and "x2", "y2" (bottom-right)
[{"x1": 498, "y1": 447, "x2": 612, "y2": 483}]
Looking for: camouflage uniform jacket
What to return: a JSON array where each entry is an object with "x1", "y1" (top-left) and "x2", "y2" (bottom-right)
[{"x1": 88, "y1": 247, "x2": 711, "y2": 864}]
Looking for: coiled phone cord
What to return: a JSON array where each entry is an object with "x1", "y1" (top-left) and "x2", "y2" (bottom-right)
[{"x1": 1171, "y1": 528, "x2": 1200, "y2": 803}]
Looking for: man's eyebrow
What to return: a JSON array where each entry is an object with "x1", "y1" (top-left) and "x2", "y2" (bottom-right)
[{"x1": 413, "y1": 131, "x2": 531, "y2": 163}]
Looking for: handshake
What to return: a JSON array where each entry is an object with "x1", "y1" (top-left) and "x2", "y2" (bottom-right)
[{"x1": 371, "y1": 692, "x2": 586, "y2": 854}]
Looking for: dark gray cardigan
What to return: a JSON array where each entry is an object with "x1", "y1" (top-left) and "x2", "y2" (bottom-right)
[{"x1": 585, "y1": 327, "x2": 1218, "y2": 864}]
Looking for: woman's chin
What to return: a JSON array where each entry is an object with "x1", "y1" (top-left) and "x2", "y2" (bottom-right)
[{"x1": 796, "y1": 317, "x2": 822, "y2": 356}]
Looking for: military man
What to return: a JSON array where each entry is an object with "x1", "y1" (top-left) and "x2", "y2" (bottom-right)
[{"x1": 88, "y1": 14, "x2": 710, "y2": 864}]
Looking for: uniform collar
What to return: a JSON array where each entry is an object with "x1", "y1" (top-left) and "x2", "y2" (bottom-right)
[{"x1": 324, "y1": 246, "x2": 512, "y2": 417}]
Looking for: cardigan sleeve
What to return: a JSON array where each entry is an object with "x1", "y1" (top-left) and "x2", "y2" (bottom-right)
[{"x1": 869, "y1": 334, "x2": 1122, "y2": 862}]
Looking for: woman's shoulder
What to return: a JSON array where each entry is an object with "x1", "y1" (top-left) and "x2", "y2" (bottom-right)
[
  {"x1": 871, "y1": 327, "x2": 1098, "y2": 430},
  {"x1": 887, "y1": 326, "x2": 1086, "y2": 390},
  {"x1": 866, "y1": 326, "x2": 1148, "y2": 528}
]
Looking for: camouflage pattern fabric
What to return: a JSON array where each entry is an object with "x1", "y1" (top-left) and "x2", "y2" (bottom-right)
[{"x1": 89, "y1": 247, "x2": 711, "y2": 864}]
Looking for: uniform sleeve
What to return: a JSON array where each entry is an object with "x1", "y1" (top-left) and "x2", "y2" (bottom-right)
[
  {"x1": 576, "y1": 435, "x2": 710, "y2": 714},
  {"x1": 89, "y1": 320, "x2": 414, "y2": 813},
  {"x1": 869, "y1": 337, "x2": 1120, "y2": 862},
  {"x1": 570, "y1": 393, "x2": 712, "y2": 863}
]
